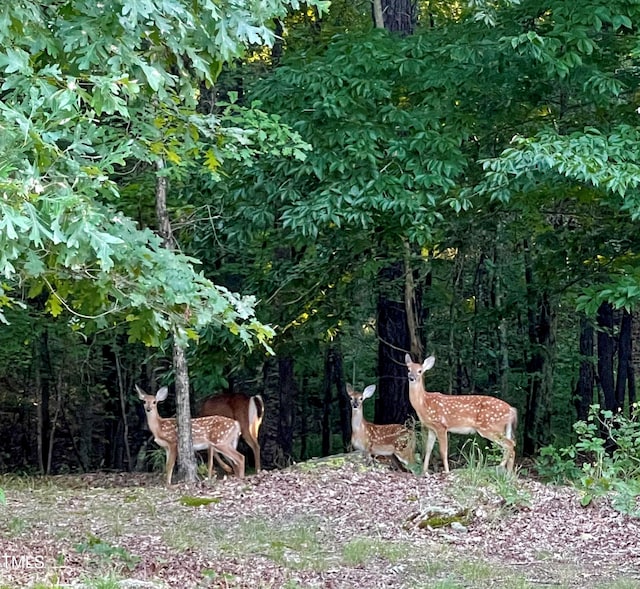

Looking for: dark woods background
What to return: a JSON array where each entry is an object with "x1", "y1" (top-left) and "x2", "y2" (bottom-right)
[{"x1": 0, "y1": 297, "x2": 636, "y2": 475}]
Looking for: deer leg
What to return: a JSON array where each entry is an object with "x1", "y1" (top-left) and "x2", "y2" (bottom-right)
[
  {"x1": 207, "y1": 447, "x2": 223, "y2": 480},
  {"x1": 213, "y1": 451, "x2": 234, "y2": 474},
  {"x1": 165, "y1": 446, "x2": 176, "y2": 485},
  {"x1": 437, "y1": 430, "x2": 450, "y2": 473},
  {"x1": 221, "y1": 445, "x2": 245, "y2": 478},
  {"x1": 423, "y1": 429, "x2": 437, "y2": 475},
  {"x1": 499, "y1": 438, "x2": 516, "y2": 472},
  {"x1": 478, "y1": 430, "x2": 516, "y2": 472},
  {"x1": 245, "y1": 434, "x2": 261, "y2": 473}
]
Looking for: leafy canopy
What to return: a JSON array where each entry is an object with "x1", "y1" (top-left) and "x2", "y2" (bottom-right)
[{"x1": 0, "y1": 0, "x2": 327, "y2": 346}]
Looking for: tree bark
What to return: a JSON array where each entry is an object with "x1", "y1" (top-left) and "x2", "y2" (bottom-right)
[
  {"x1": 376, "y1": 260, "x2": 413, "y2": 425},
  {"x1": 114, "y1": 341, "x2": 132, "y2": 471},
  {"x1": 380, "y1": 0, "x2": 416, "y2": 34},
  {"x1": 36, "y1": 328, "x2": 52, "y2": 474},
  {"x1": 493, "y1": 225, "x2": 510, "y2": 400},
  {"x1": 522, "y1": 240, "x2": 556, "y2": 455},
  {"x1": 278, "y1": 356, "x2": 295, "y2": 464},
  {"x1": 322, "y1": 349, "x2": 333, "y2": 456},
  {"x1": 155, "y1": 159, "x2": 197, "y2": 482},
  {"x1": 332, "y1": 349, "x2": 351, "y2": 452},
  {"x1": 321, "y1": 345, "x2": 350, "y2": 454},
  {"x1": 260, "y1": 358, "x2": 280, "y2": 469},
  {"x1": 596, "y1": 301, "x2": 616, "y2": 411},
  {"x1": 575, "y1": 314, "x2": 595, "y2": 421},
  {"x1": 615, "y1": 310, "x2": 632, "y2": 412},
  {"x1": 372, "y1": 0, "x2": 384, "y2": 29}
]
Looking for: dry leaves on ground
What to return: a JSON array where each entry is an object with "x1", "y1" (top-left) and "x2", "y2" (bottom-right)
[{"x1": 1, "y1": 456, "x2": 639, "y2": 588}]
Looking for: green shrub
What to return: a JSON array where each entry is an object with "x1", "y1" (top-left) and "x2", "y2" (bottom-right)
[{"x1": 536, "y1": 404, "x2": 640, "y2": 515}]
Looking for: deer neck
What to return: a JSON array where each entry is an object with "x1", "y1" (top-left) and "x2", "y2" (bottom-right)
[
  {"x1": 144, "y1": 408, "x2": 165, "y2": 439},
  {"x1": 408, "y1": 380, "x2": 428, "y2": 408},
  {"x1": 351, "y1": 408, "x2": 366, "y2": 432}
]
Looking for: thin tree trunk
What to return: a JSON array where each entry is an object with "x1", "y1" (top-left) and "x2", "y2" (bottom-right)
[
  {"x1": 522, "y1": 240, "x2": 556, "y2": 455},
  {"x1": 300, "y1": 376, "x2": 308, "y2": 460},
  {"x1": 404, "y1": 240, "x2": 423, "y2": 362},
  {"x1": 173, "y1": 343, "x2": 196, "y2": 481},
  {"x1": 372, "y1": 0, "x2": 384, "y2": 29},
  {"x1": 46, "y1": 378, "x2": 62, "y2": 474},
  {"x1": 615, "y1": 310, "x2": 632, "y2": 412},
  {"x1": 494, "y1": 224, "x2": 510, "y2": 400},
  {"x1": 37, "y1": 329, "x2": 52, "y2": 474},
  {"x1": 449, "y1": 250, "x2": 464, "y2": 394},
  {"x1": 155, "y1": 158, "x2": 197, "y2": 483},
  {"x1": 278, "y1": 356, "x2": 295, "y2": 464},
  {"x1": 331, "y1": 347, "x2": 351, "y2": 452},
  {"x1": 575, "y1": 314, "x2": 595, "y2": 421},
  {"x1": 114, "y1": 342, "x2": 132, "y2": 470},
  {"x1": 322, "y1": 349, "x2": 333, "y2": 456},
  {"x1": 597, "y1": 302, "x2": 616, "y2": 411},
  {"x1": 260, "y1": 358, "x2": 280, "y2": 469}
]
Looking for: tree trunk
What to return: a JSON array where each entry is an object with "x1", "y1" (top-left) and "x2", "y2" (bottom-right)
[
  {"x1": 173, "y1": 343, "x2": 197, "y2": 481},
  {"x1": 332, "y1": 348, "x2": 351, "y2": 452},
  {"x1": 522, "y1": 240, "x2": 556, "y2": 455},
  {"x1": 155, "y1": 159, "x2": 197, "y2": 483},
  {"x1": 278, "y1": 356, "x2": 295, "y2": 464},
  {"x1": 114, "y1": 341, "x2": 132, "y2": 470},
  {"x1": 596, "y1": 301, "x2": 616, "y2": 411},
  {"x1": 575, "y1": 314, "x2": 595, "y2": 421},
  {"x1": 615, "y1": 310, "x2": 632, "y2": 412},
  {"x1": 260, "y1": 358, "x2": 280, "y2": 469},
  {"x1": 372, "y1": 0, "x2": 384, "y2": 29},
  {"x1": 493, "y1": 225, "x2": 510, "y2": 400},
  {"x1": 376, "y1": 261, "x2": 413, "y2": 425},
  {"x1": 36, "y1": 328, "x2": 52, "y2": 474},
  {"x1": 381, "y1": 0, "x2": 416, "y2": 34},
  {"x1": 299, "y1": 375, "x2": 308, "y2": 460},
  {"x1": 372, "y1": 0, "x2": 420, "y2": 426},
  {"x1": 321, "y1": 349, "x2": 333, "y2": 456},
  {"x1": 321, "y1": 345, "x2": 350, "y2": 454}
]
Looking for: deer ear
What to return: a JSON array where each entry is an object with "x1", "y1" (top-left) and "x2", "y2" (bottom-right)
[
  {"x1": 404, "y1": 353, "x2": 413, "y2": 365},
  {"x1": 135, "y1": 385, "x2": 146, "y2": 400},
  {"x1": 156, "y1": 386, "x2": 169, "y2": 402},
  {"x1": 362, "y1": 384, "x2": 376, "y2": 399},
  {"x1": 423, "y1": 356, "x2": 436, "y2": 371},
  {"x1": 346, "y1": 384, "x2": 354, "y2": 395}
]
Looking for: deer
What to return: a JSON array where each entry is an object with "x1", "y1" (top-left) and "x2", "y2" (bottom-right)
[
  {"x1": 347, "y1": 383, "x2": 415, "y2": 469},
  {"x1": 405, "y1": 354, "x2": 517, "y2": 474},
  {"x1": 198, "y1": 393, "x2": 264, "y2": 473},
  {"x1": 136, "y1": 385, "x2": 245, "y2": 484}
]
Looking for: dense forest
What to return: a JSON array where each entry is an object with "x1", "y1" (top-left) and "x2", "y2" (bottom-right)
[{"x1": 0, "y1": 0, "x2": 639, "y2": 483}]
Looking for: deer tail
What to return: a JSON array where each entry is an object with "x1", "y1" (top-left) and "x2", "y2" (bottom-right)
[
  {"x1": 249, "y1": 395, "x2": 265, "y2": 440},
  {"x1": 506, "y1": 407, "x2": 518, "y2": 441}
]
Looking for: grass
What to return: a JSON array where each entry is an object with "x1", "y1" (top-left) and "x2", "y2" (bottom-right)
[
  {"x1": 218, "y1": 516, "x2": 330, "y2": 571},
  {"x1": 341, "y1": 536, "x2": 411, "y2": 566},
  {"x1": 0, "y1": 468, "x2": 637, "y2": 589}
]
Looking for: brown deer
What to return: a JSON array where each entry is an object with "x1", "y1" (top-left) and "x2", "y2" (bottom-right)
[
  {"x1": 137, "y1": 385, "x2": 245, "y2": 484},
  {"x1": 199, "y1": 393, "x2": 264, "y2": 472},
  {"x1": 347, "y1": 383, "x2": 415, "y2": 468},
  {"x1": 405, "y1": 354, "x2": 517, "y2": 474}
]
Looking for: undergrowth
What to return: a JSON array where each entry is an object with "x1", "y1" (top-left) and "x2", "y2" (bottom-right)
[{"x1": 536, "y1": 403, "x2": 640, "y2": 515}]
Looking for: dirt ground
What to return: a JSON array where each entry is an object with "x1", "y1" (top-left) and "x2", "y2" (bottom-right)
[{"x1": 1, "y1": 456, "x2": 640, "y2": 588}]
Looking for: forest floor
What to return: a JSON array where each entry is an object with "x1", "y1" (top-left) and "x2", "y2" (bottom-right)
[{"x1": 1, "y1": 454, "x2": 639, "y2": 589}]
